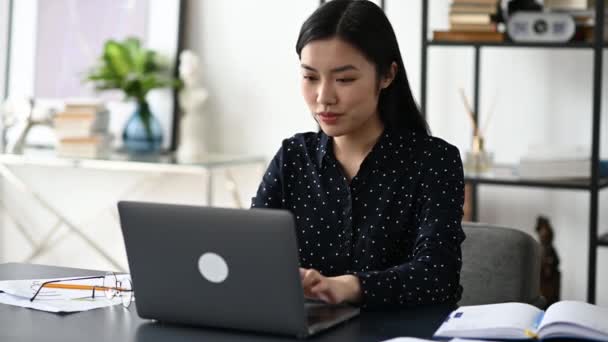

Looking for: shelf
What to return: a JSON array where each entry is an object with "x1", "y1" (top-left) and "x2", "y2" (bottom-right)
[
  {"x1": 426, "y1": 41, "x2": 604, "y2": 49},
  {"x1": 464, "y1": 166, "x2": 608, "y2": 190}
]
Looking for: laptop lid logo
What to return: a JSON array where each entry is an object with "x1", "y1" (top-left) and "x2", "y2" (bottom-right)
[{"x1": 198, "y1": 252, "x2": 229, "y2": 283}]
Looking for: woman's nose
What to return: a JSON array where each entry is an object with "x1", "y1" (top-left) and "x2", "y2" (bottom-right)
[{"x1": 317, "y1": 82, "x2": 337, "y2": 106}]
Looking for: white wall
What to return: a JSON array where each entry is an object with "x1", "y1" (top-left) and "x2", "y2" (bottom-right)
[
  {"x1": 0, "y1": 0, "x2": 606, "y2": 305},
  {"x1": 182, "y1": 0, "x2": 608, "y2": 305},
  {"x1": 182, "y1": 0, "x2": 319, "y2": 156}
]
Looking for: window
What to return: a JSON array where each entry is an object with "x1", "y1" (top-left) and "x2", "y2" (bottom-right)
[{"x1": 5, "y1": 0, "x2": 182, "y2": 150}]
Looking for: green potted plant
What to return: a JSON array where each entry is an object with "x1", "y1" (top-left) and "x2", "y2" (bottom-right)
[{"x1": 85, "y1": 37, "x2": 180, "y2": 154}]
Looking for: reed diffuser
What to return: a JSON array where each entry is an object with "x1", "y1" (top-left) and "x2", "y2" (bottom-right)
[{"x1": 459, "y1": 88, "x2": 494, "y2": 173}]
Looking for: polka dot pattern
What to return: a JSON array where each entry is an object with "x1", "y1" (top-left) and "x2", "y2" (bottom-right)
[{"x1": 252, "y1": 128, "x2": 465, "y2": 309}]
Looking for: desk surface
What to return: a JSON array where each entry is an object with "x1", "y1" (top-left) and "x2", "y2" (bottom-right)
[{"x1": 0, "y1": 263, "x2": 453, "y2": 342}]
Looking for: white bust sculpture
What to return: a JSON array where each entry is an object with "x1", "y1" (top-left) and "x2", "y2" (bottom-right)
[{"x1": 177, "y1": 50, "x2": 209, "y2": 163}]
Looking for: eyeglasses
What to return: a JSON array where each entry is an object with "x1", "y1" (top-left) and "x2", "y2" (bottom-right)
[{"x1": 29, "y1": 273, "x2": 134, "y2": 308}]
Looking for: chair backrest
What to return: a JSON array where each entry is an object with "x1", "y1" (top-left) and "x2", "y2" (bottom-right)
[{"x1": 460, "y1": 222, "x2": 543, "y2": 306}]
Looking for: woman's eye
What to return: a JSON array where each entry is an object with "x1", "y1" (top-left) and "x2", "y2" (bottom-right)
[
  {"x1": 337, "y1": 78, "x2": 355, "y2": 83},
  {"x1": 303, "y1": 75, "x2": 318, "y2": 81}
]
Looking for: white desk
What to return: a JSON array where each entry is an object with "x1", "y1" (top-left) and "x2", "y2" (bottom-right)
[{"x1": 0, "y1": 149, "x2": 266, "y2": 271}]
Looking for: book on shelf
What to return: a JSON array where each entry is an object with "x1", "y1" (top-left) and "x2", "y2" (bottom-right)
[
  {"x1": 452, "y1": 0, "x2": 499, "y2": 5},
  {"x1": 451, "y1": 4, "x2": 497, "y2": 14},
  {"x1": 53, "y1": 110, "x2": 110, "y2": 139},
  {"x1": 433, "y1": 30, "x2": 504, "y2": 42},
  {"x1": 63, "y1": 98, "x2": 106, "y2": 113},
  {"x1": 523, "y1": 144, "x2": 590, "y2": 160},
  {"x1": 449, "y1": 13, "x2": 493, "y2": 25},
  {"x1": 450, "y1": 23, "x2": 497, "y2": 31},
  {"x1": 433, "y1": 301, "x2": 608, "y2": 341},
  {"x1": 517, "y1": 158, "x2": 608, "y2": 179},
  {"x1": 53, "y1": 98, "x2": 110, "y2": 141},
  {"x1": 56, "y1": 135, "x2": 113, "y2": 159},
  {"x1": 517, "y1": 144, "x2": 608, "y2": 179}
]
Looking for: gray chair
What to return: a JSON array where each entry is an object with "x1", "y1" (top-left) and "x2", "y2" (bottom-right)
[{"x1": 460, "y1": 222, "x2": 544, "y2": 307}]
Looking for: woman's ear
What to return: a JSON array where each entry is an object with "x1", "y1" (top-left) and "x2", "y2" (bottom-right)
[{"x1": 380, "y1": 62, "x2": 398, "y2": 89}]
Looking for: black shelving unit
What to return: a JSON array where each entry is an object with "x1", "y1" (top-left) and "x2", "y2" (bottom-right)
[
  {"x1": 420, "y1": 0, "x2": 605, "y2": 304},
  {"x1": 465, "y1": 172, "x2": 608, "y2": 190}
]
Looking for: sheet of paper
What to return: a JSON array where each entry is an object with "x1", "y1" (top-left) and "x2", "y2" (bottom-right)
[
  {"x1": 381, "y1": 338, "x2": 498, "y2": 342},
  {"x1": 381, "y1": 338, "x2": 436, "y2": 342},
  {"x1": 451, "y1": 339, "x2": 501, "y2": 342},
  {"x1": 0, "y1": 292, "x2": 122, "y2": 313},
  {"x1": 0, "y1": 274, "x2": 130, "y2": 313}
]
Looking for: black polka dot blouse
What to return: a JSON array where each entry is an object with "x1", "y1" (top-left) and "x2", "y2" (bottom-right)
[{"x1": 251, "y1": 128, "x2": 465, "y2": 309}]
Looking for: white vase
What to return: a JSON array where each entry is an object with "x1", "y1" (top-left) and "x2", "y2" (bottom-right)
[{"x1": 177, "y1": 87, "x2": 208, "y2": 163}]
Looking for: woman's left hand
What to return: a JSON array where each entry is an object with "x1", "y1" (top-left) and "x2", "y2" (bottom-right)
[{"x1": 299, "y1": 268, "x2": 362, "y2": 305}]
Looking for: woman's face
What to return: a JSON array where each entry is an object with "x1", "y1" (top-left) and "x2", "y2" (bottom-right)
[{"x1": 300, "y1": 37, "x2": 392, "y2": 137}]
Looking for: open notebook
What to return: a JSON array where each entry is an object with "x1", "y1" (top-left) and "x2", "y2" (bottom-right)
[{"x1": 433, "y1": 301, "x2": 608, "y2": 341}]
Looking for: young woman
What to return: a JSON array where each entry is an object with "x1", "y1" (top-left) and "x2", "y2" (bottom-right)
[{"x1": 252, "y1": 0, "x2": 465, "y2": 310}]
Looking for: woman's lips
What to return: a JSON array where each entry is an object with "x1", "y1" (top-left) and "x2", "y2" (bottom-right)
[{"x1": 317, "y1": 112, "x2": 341, "y2": 125}]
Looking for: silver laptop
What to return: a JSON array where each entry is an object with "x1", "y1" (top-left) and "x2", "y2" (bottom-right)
[{"x1": 117, "y1": 201, "x2": 360, "y2": 338}]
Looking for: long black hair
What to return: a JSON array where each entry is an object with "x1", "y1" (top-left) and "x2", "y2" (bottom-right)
[{"x1": 296, "y1": 0, "x2": 429, "y2": 135}]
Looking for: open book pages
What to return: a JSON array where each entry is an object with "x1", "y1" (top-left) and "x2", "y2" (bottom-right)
[
  {"x1": 538, "y1": 301, "x2": 608, "y2": 340},
  {"x1": 433, "y1": 302, "x2": 543, "y2": 339},
  {"x1": 434, "y1": 301, "x2": 608, "y2": 341}
]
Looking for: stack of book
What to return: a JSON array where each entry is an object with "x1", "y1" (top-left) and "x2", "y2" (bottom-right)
[
  {"x1": 517, "y1": 145, "x2": 608, "y2": 179},
  {"x1": 53, "y1": 100, "x2": 112, "y2": 159},
  {"x1": 433, "y1": 0, "x2": 504, "y2": 42}
]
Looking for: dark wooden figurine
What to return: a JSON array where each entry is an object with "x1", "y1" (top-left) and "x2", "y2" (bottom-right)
[{"x1": 535, "y1": 216, "x2": 560, "y2": 307}]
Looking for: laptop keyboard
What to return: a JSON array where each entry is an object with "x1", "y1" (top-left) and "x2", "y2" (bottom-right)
[{"x1": 305, "y1": 301, "x2": 353, "y2": 325}]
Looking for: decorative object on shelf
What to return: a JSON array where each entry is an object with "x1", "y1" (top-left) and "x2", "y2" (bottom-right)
[
  {"x1": 3, "y1": 98, "x2": 55, "y2": 154},
  {"x1": 600, "y1": 231, "x2": 608, "y2": 244},
  {"x1": 1, "y1": 100, "x2": 18, "y2": 153},
  {"x1": 122, "y1": 100, "x2": 163, "y2": 154},
  {"x1": 176, "y1": 50, "x2": 209, "y2": 163},
  {"x1": 517, "y1": 144, "x2": 608, "y2": 179},
  {"x1": 507, "y1": 12, "x2": 576, "y2": 42},
  {"x1": 459, "y1": 88, "x2": 495, "y2": 173},
  {"x1": 535, "y1": 215, "x2": 561, "y2": 307},
  {"x1": 505, "y1": 0, "x2": 542, "y2": 17},
  {"x1": 543, "y1": 0, "x2": 598, "y2": 43},
  {"x1": 84, "y1": 37, "x2": 181, "y2": 154}
]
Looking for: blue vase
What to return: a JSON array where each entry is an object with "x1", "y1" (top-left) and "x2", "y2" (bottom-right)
[{"x1": 123, "y1": 101, "x2": 163, "y2": 154}]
